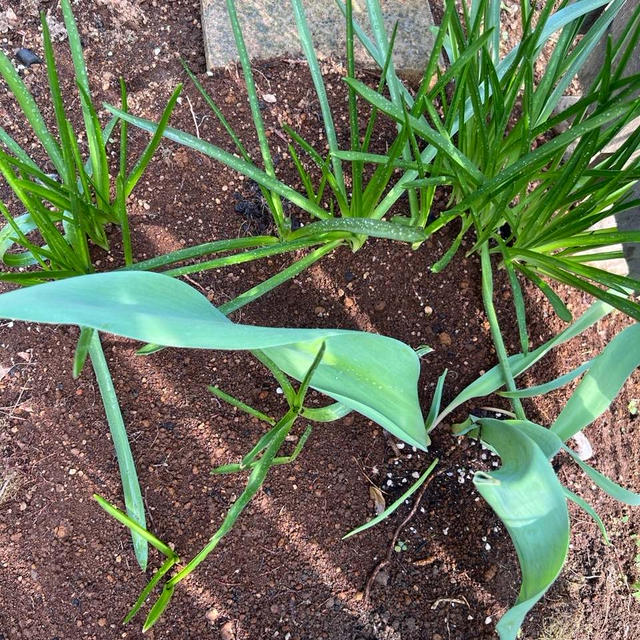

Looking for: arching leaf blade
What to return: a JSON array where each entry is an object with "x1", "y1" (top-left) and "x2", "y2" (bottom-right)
[
  {"x1": 474, "y1": 419, "x2": 569, "y2": 640},
  {"x1": 0, "y1": 271, "x2": 428, "y2": 450}
]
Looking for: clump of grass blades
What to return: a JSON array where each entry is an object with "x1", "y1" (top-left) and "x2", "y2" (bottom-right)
[
  {"x1": 0, "y1": 2, "x2": 183, "y2": 282},
  {"x1": 345, "y1": 0, "x2": 640, "y2": 323},
  {"x1": 106, "y1": 0, "x2": 455, "y2": 256}
]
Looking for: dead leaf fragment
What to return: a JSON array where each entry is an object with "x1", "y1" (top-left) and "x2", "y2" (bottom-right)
[{"x1": 369, "y1": 485, "x2": 386, "y2": 515}]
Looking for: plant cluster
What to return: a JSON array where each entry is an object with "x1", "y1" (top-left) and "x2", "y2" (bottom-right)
[{"x1": 1, "y1": 0, "x2": 640, "y2": 638}]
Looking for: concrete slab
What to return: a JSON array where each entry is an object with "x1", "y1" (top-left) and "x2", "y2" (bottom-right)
[{"x1": 201, "y1": 0, "x2": 435, "y2": 74}]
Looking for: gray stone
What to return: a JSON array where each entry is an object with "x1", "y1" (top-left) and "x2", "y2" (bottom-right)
[{"x1": 201, "y1": 0, "x2": 435, "y2": 74}]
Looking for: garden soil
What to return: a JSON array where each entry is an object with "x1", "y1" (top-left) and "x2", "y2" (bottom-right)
[{"x1": 1, "y1": 1, "x2": 639, "y2": 639}]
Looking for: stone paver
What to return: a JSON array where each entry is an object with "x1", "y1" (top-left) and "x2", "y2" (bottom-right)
[{"x1": 201, "y1": 0, "x2": 434, "y2": 74}]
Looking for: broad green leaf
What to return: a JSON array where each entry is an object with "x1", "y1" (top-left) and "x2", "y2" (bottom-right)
[
  {"x1": 0, "y1": 271, "x2": 428, "y2": 450},
  {"x1": 552, "y1": 323, "x2": 640, "y2": 441},
  {"x1": 474, "y1": 419, "x2": 569, "y2": 640}
]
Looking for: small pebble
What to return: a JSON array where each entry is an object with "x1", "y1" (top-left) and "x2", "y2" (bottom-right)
[
  {"x1": 205, "y1": 608, "x2": 220, "y2": 623},
  {"x1": 16, "y1": 48, "x2": 43, "y2": 67},
  {"x1": 438, "y1": 332, "x2": 452, "y2": 346}
]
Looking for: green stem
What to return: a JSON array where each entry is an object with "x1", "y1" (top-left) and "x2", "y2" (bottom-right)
[
  {"x1": 166, "y1": 410, "x2": 296, "y2": 586},
  {"x1": 120, "y1": 236, "x2": 278, "y2": 272},
  {"x1": 480, "y1": 243, "x2": 526, "y2": 420},
  {"x1": 219, "y1": 240, "x2": 343, "y2": 315}
]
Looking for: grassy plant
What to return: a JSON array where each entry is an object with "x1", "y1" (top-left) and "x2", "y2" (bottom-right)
[
  {"x1": 0, "y1": 0, "x2": 181, "y2": 567},
  {"x1": 107, "y1": 0, "x2": 640, "y2": 325},
  {"x1": 345, "y1": 0, "x2": 640, "y2": 322},
  {"x1": 105, "y1": 0, "x2": 467, "y2": 260}
]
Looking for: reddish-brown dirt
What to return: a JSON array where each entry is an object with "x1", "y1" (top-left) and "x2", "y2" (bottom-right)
[{"x1": 1, "y1": 2, "x2": 639, "y2": 639}]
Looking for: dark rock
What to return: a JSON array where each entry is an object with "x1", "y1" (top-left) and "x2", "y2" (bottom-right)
[{"x1": 16, "y1": 48, "x2": 43, "y2": 67}]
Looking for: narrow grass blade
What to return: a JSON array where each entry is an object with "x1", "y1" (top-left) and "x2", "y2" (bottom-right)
[
  {"x1": 162, "y1": 237, "x2": 323, "y2": 278},
  {"x1": 123, "y1": 236, "x2": 278, "y2": 272},
  {"x1": 61, "y1": 0, "x2": 109, "y2": 198},
  {"x1": 301, "y1": 402, "x2": 352, "y2": 422},
  {"x1": 294, "y1": 341, "x2": 326, "y2": 405},
  {"x1": 481, "y1": 244, "x2": 524, "y2": 419},
  {"x1": 123, "y1": 556, "x2": 177, "y2": 624},
  {"x1": 72, "y1": 326, "x2": 94, "y2": 378},
  {"x1": 0, "y1": 52, "x2": 64, "y2": 174},
  {"x1": 499, "y1": 360, "x2": 593, "y2": 399},
  {"x1": 288, "y1": 218, "x2": 427, "y2": 243},
  {"x1": 88, "y1": 332, "x2": 147, "y2": 569},
  {"x1": 225, "y1": 0, "x2": 285, "y2": 231},
  {"x1": 433, "y1": 296, "x2": 616, "y2": 428},
  {"x1": 562, "y1": 444, "x2": 640, "y2": 506},
  {"x1": 40, "y1": 10, "x2": 74, "y2": 187},
  {"x1": 344, "y1": 78, "x2": 483, "y2": 185},
  {"x1": 161, "y1": 410, "x2": 298, "y2": 607},
  {"x1": 219, "y1": 240, "x2": 342, "y2": 314},
  {"x1": 563, "y1": 488, "x2": 610, "y2": 544},
  {"x1": 343, "y1": 458, "x2": 438, "y2": 539},
  {"x1": 143, "y1": 585, "x2": 174, "y2": 632},
  {"x1": 93, "y1": 494, "x2": 173, "y2": 558},
  {"x1": 291, "y1": 0, "x2": 344, "y2": 193},
  {"x1": 126, "y1": 85, "x2": 182, "y2": 197},
  {"x1": 181, "y1": 58, "x2": 252, "y2": 162},
  {"x1": 208, "y1": 385, "x2": 275, "y2": 425},
  {"x1": 0, "y1": 127, "x2": 41, "y2": 170},
  {"x1": 104, "y1": 105, "x2": 328, "y2": 220},
  {"x1": 425, "y1": 369, "x2": 447, "y2": 431}
]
